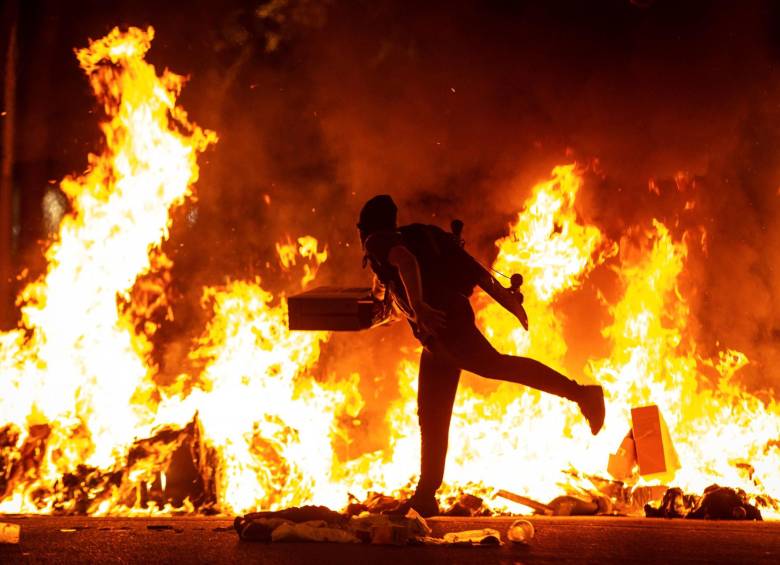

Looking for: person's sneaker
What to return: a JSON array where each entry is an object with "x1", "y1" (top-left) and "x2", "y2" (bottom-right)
[
  {"x1": 578, "y1": 385, "x2": 605, "y2": 435},
  {"x1": 407, "y1": 493, "x2": 439, "y2": 517},
  {"x1": 388, "y1": 493, "x2": 439, "y2": 518}
]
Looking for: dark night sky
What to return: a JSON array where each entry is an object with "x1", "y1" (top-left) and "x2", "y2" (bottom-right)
[{"x1": 5, "y1": 0, "x2": 780, "y2": 389}]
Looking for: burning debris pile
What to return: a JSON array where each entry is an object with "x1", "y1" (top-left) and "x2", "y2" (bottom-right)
[{"x1": 0, "y1": 25, "x2": 779, "y2": 521}]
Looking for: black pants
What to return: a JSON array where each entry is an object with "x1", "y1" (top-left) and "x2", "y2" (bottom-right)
[{"x1": 414, "y1": 298, "x2": 581, "y2": 499}]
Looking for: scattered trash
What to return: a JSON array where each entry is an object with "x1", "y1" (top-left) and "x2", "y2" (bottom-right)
[
  {"x1": 350, "y1": 512, "x2": 410, "y2": 545},
  {"x1": 405, "y1": 508, "x2": 432, "y2": 537},
  {"x1": 548, "y1": 495, "x2": 600, "y2": 516},
  {"x1": 240, "y1": 505, "x2": 346, "y2": 525},
  {"x1": 495, "y1": 489, "x2": 553, "y2": 515},
  {"x1": 442, "y1": 528, "x2": 501, "y2": 546},
  {"x1": 0, "y1": 522, "x2": 20, "y2": 544},
  {"x1": 629, "y1": 485, "x2": 669, "y2": 511},
  {"x1": 369, "y1": 524, "x2": 410, "y2": 546},
  {"x1": 645, "y1": 485, "x2": 762, "y2": 520},
  {"x1": 272, "y1": 520, "x2": 359, "y2": 543},
  {"x1": 362, "y1": 493, "x2": 405, "y2": 514},
  {"x1": 690, "y1": 485, "x2": 763, "y2": 520},
  {"x1": 231, "y1": 474, "x2": 765, "y2": 550},
  {"x1": 238, "y1": 517, "x2": 292, "y2": 542},
  {"x1": 443, "y1": 493, "x2": 485, "y2": 516},
  {"x1": 236, "y1": 504, "x2": 506, "y2": 547},
  {"x1": 236, "y1": 505, "x2": 349, "y2": 543},
  {"x1": 644, "y1": 487, "x2": 696, "y2": 518},
  {"x1": 506, "y1": 520, "x2": 534, "y2": 544},
  {"x1": 212, "y1": 525, "x2": 233, "y2": 532}
]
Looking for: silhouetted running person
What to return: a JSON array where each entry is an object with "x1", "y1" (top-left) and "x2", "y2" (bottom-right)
[{"x1": 358, "y1": 195, "x2": 605, "y2": 517}]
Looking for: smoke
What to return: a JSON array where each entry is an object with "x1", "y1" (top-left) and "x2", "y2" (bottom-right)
[
  {"x1": 173, "y1": 1, "x2": 780, "y2": 389},
  {"x1": 12, "y1": 0, "x2": 780, "y2": 391}
]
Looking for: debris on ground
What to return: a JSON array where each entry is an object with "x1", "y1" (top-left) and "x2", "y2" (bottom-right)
[
  {"x1": 362, "y1": 492, "x2": 405, "y2": 514},
  {"x1": 0, "y1": 522, "x2": 20, "y2": 544},
  {"x1": 496, "y1": 487, "x2": 614, "y2": 517},
  {"x1": 271, "y1": 521, "x2": 360, "y2": 543},
  {"x1": 235, "y1": 504, "x2": 508, "y2": 546},
  {"x1": 548, "y1": 495, "x2": 600, "y2": 516},
  {"x1": 233, "y1": 468, "x2": 768, "y2": 549},
  {"x1": 235, "y1": 505, "x2": 346, "y2": 542},
  {"x1": 507, "y1": 519, "x2": 534, "y2": 544},
  {"x1": 442, "y1": 493, "x2": 487, "y2": 516},
  {"x1": 644, "y1": 487, "x2": 697, "y2": 518},
  {"x1": 645, "y1": 485, "x2": 762, "y2": 520},
  {"x1": 441, "y1": 528, "x2": 501, "y2": 545},
  {"x1": 495, "y1": 489, "x2": 553, "y2": 515},
  {"x1": 627, "y1": 485, "x2": 670, "y2": 510}
]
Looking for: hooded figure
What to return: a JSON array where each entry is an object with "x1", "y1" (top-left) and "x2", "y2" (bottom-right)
[{"x1": 358, "y1": 194, "x2": 605, "y2": 517}]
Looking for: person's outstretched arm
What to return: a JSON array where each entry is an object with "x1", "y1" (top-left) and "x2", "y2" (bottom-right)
[{"x1": 476, "y1": 268, "x2": 529, "y2": 330}]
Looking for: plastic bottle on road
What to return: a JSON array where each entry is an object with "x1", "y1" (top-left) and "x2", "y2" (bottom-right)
[{"x1": 507, "y1": 519, "x2": 534, "y2": 544}]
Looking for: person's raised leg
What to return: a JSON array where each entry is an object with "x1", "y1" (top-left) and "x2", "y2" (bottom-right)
[
  {"x1": 410, "y1": 347, "x2": 461, "y2": 516},
  {"x1": 436, "y1": 324, "x2": 605, "y2": 434}
]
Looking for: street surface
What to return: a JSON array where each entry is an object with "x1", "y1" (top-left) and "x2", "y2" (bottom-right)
[{"x1": 1, "y1": 515, "x2": 778, "y2": 564}]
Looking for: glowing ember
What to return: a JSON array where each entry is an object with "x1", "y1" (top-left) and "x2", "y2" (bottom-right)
[{"x1": 0, "y1": 26, "x2": 778, "y2": 519}]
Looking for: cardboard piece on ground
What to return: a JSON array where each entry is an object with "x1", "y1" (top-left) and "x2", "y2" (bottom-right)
[
  {"x1": 631, "y1": 405, "x2": 680, "y2": 481},
  {"x1": 0, "y1": 522, "x2": 20, "y2": 544},
  {"x1": 607, "y1": 431, "x2": 638, "y2": 481}
]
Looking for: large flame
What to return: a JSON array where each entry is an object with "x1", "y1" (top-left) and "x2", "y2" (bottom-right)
[
  {"x1": 0, "y1": 26, "x2": 216, "y2": 513},
  {"x1": 1, "y1": 27, "x2": 778, "y2": 518},
  {"x1": 587, "y1": 222, "x2": 780, "y2": 502}
]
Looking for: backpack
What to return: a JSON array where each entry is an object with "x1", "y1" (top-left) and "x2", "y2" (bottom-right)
[{"x1": 396, "y1": 223, "x2": 484, "y2": 298}]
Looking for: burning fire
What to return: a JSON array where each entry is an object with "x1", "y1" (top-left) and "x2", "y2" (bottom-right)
[
  {"x1": 1, "y1": 27, "x2": 779, "y2": 517},
  {"x1": 0, "y1": 26, "x2": 217, "y2": 513}
]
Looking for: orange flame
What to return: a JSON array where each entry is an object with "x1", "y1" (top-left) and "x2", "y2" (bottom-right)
[{"x1": 0, "y1": 26, "x2": 215, "y2": 513}]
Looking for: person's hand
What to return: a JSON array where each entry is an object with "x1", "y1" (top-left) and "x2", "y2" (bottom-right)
[
  {"x1": 413, "y1": 302, "x2": 447, "y2": 337},
  {"x1": 508, "y1": 291, "x2": 529, "y2": 330}
]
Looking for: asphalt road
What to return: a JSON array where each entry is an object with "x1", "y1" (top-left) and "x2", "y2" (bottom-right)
[{"x1": 1, "y1": 515, "x2": 778, "y2": 564}]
